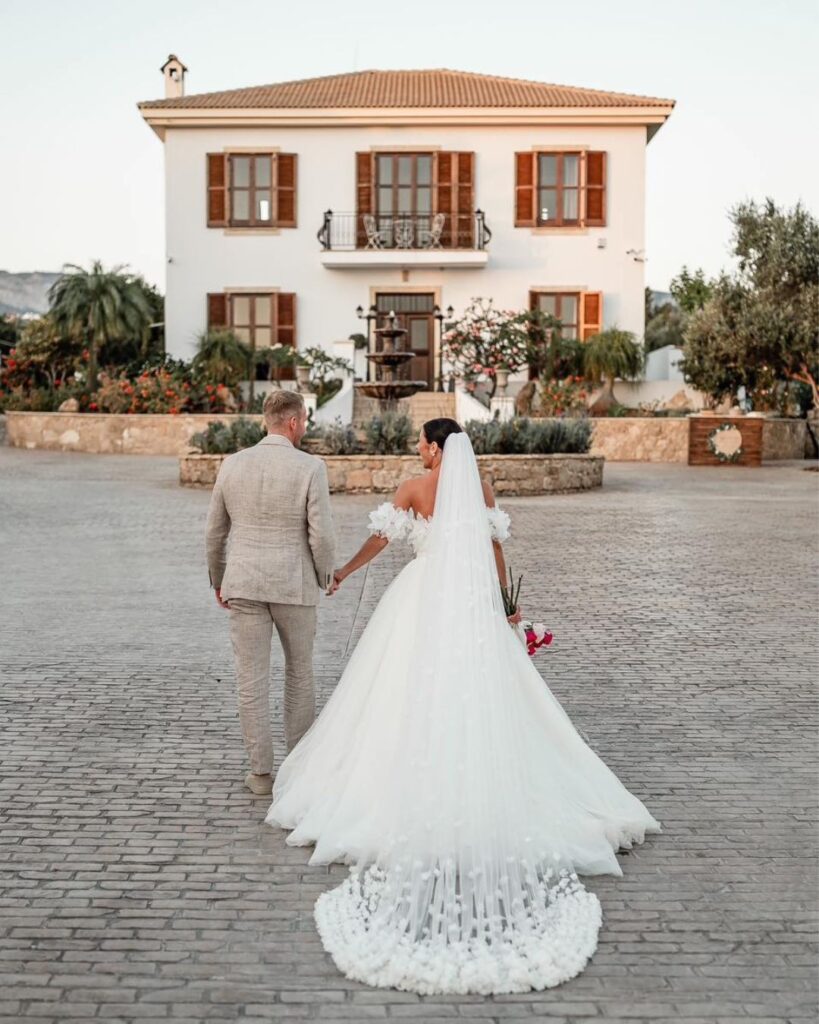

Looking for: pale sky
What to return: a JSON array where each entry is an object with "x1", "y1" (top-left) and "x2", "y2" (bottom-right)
[{"x1": 1, "y1": 0, "x2": 817, "y2": 293}]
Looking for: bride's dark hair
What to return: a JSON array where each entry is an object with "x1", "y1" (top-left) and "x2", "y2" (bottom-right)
[{"x1": 423, "y1": 417, "x2": 463, "y2": 449}]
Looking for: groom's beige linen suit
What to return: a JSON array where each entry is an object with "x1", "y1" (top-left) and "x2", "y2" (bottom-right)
[{"x1": 205, "y1": 434, "x2": 335, "y2": 775}]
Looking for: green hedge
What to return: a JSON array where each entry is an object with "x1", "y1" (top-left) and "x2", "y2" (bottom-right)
[{"x1": 465, "y1": 417, "x2": 592, "y2": 455}]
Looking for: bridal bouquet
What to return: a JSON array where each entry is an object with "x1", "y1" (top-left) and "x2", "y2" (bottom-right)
[
  {"x1": 501, "y1": 568, "x2": 554, "y2": 657},
  {"x1": 521, "y1": 621, "x2": 554, "y2": 656}
]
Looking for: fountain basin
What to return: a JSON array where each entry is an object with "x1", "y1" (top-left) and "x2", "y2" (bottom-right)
[{"x1": 355, "y1": 381, "x2": 427, "y2": 401}]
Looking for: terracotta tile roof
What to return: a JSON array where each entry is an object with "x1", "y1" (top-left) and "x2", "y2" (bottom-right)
[{"x1": 138, "y1": 68, "x2": 675, "y2": 110}]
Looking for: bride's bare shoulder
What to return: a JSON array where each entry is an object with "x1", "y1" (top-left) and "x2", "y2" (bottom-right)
[{"x1": 393, "y1": 477, "x2": 419, "y2": 511}]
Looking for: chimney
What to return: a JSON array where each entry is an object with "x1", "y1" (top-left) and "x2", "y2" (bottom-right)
[{"x1": 160, "y1": 54, "x2": 187, "y2": 99}]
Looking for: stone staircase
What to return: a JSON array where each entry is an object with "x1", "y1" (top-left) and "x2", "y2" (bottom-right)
[
  {"x1": 405, "y1": 391, "x2": 457, "y2": 430},
  {"x1": 351, "y1": 390, "x2": 456, "y2": 430}
]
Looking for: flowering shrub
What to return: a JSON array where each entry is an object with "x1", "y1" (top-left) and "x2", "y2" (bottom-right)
[
  {"x1": 536, "y1": 377, "x2": 589, "y2": 417},
  {"x1": 0, "y1": 350, "x2": 242, "y2": 415},
  {"x1": 91, "y1": 365, "x2": 236, "y2": 415},
  {"x1": 442, "y1": 299, "x2": 531, "y2": 396},
  {"x1": 0, "y1": 345, "x2": 88, "y2": 411},
  {"x1": 90, "y1": 364, "x2": 236, "y2": 415}
]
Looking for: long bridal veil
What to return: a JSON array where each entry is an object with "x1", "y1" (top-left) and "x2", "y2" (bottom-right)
[{"x1": 312, "y1": 433, "x2": 605, "y2": 994}]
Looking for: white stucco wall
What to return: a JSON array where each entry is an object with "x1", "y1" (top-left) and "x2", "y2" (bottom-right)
[{"x1": 162, "y1": 124, "x2": 648, "y2": 362}]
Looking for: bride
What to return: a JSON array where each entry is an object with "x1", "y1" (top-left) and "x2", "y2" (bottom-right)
[{"x1": 265, "y1": 417, "x2": 661, "y2": 995}]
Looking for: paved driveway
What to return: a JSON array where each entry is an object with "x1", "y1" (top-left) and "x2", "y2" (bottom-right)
[{"x1": 1, "y1": 448, "x2": 817, "y2": 1023}]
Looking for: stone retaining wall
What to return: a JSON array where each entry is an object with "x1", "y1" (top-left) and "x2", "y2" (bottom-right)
[
  {"x1": 180, "y1": 452, "x2": 604, "y2": 495},
  {"x1": 761, "y1": 417, "x2": 809, "y2": 460},
  {"x1": 4, "y1": 412, "x2": 262, "y2": 456},
  {"x1": 587, "y1": 416, "x2": 806, "y2": 463},
  {"x1": 589, "y1": 417, "x2": 690, "y2": 463},
  {"x1": 5, "y1": 411, "x2": 808, "y2": 462}
]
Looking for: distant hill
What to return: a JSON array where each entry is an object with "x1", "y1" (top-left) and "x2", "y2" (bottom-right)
[{"x1": 0, "y1": 271, "x2": 61, "y2": 317}]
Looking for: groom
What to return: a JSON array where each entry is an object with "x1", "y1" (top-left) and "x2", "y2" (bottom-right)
[{"x1": 205, "y1": 389, "x2": 335, "y2": 796}]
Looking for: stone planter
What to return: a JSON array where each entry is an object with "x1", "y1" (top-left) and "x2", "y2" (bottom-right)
[
  {"x1": 295, "y1": 365, "x2": 312, "y2": 391},
  {"x1": 179, "y1": 452, "x2": 604, "y2": 495},
  {"x1": 494, "y1": 368, "x2": 510, "y2": 397}
]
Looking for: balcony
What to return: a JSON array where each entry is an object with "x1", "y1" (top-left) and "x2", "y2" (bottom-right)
[{"x1": 317, "y1": 211, "x2": 491, "y2": 269}]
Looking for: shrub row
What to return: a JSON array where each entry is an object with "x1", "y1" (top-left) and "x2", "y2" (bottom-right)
[{"x1": 190, "y1": 414, "x2": 592, "y2": 457}]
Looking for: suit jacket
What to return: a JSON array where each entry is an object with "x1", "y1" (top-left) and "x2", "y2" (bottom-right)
[{"x1": 205, "y1": 434, "x2": 335, "y2": 605}]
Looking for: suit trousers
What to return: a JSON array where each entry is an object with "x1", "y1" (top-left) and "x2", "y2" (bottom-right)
[{"x1": 227, "y1": 598, "x2": 317, "y2": 776}]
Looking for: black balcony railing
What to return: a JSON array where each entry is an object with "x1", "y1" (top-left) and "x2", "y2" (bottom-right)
[{"x1": 317, "y1": 211, "x2": 492, "y2": 252}]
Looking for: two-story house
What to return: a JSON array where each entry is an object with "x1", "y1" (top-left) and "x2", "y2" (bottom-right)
[{"x1": 138, "y1": 63, "x2": 674, "y2": 396}]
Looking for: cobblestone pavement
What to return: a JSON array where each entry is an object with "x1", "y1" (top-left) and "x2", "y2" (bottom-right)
[{"x1": 1, "y1": 447, "x2": 817, "y2": 1024}]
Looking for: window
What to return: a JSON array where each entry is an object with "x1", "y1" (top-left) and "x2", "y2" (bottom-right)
[
  {"x1": 376, "y1": 153, "x2": 433, "y2": 217},
  {"x1": 230, "y1": 293, "x2": 273, "y2": 349},
  {"x1": 532, "y1": 292, "x2": 580, "y2": 339},
  {"x1": 530, "y1": 290, "x2": 603, "y2": 342},
  {"x1": 206, "y1": 153, "x2": 297, "y2": 228},
  {"x1": 537, "y1": 153, "x2": 580, "y2": 226},
  {"x1": 229, "y1": 155, "x2": 272, "y2": 226},
  {"x1": 355, "y1": 151, "x2": 475, "y2": 249},
  {"x1": 515, "y1": 151, "x2": 606, "y2": 228},
  {"x1": 206, "y1": 290, "x2": 297, "y2": 379}
]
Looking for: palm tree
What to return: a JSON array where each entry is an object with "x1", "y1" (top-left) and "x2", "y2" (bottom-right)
[
  {"x1": 48, "y1": 261, "x2": 153, "y2": 390},
  {"x1": 194, "y1": 329, "x2": 253, "y2": 400},
  {"x1": 583, "y1": 328, "x2": 645, "y2": 414}
]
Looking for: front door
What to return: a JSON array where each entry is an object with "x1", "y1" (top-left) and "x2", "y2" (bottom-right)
[{"x1": 375, "y1": 293, "x2": 436, "y2": 386}]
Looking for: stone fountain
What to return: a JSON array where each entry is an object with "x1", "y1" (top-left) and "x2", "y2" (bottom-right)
[{"x1": 355, "y1": 312, "x2": 427, "y2": 407}]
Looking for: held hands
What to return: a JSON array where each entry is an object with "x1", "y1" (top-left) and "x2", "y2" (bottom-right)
[
  {"x1": 327, "y1": 570, "x2": 344, "y2": 596},
  {"x1": 215, "y1": 587, "x2": 230, "y2": 610}
]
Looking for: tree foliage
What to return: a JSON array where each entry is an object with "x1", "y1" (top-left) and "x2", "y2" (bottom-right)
[
  {"x1": 670, "y1": 266, "x2": 714, "y2": 314},
  {"x1": 681, "y1": 200, "x2": 819, "y2": 408},
  {"x1": 48, "y1": 261, "x2": 153, "y2": 389},
  {"x1": 644, "y1": 303, "x2": 686, "y2": 353}
]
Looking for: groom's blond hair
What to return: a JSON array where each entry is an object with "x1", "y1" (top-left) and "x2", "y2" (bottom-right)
[{"x1": 263, "y1": 389, "x2": 305, "y2": 428}]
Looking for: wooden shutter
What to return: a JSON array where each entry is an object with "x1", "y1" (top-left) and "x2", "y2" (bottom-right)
[
  {"x1": 275, "y1": 293, "x2": 296, "y2": 379},
  {"x1": 207, "y1": 292, "x2": 228, "y2": 330},
  {"x1": 207, "y1": 154, "x2": 228, "y2": 227},
  {"x1": 434, "y1": 152, "x2": 453, "y2": 247},
  {"x1": 580, "y1": 292, "x2": 603, "y2": 340},
  {"x1": 275, "y1": 154, "x2": 297, "y2": 227},
  {"x1": 514, "y1": 152, "x2": 536, "y2": 227},
  {"x1": 355, "y1": 152, "x2": 374, "y2": 248},
  {"x1": 434, "y1": 152, "x2": 474, "y2": 248},
  {"x1": 584, "y1": 152, "x2": 606, "y2": 227}
]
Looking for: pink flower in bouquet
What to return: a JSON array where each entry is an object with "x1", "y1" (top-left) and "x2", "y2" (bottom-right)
[{"x1": 523, "y1": 620, "x2": 553, "y2": 656}]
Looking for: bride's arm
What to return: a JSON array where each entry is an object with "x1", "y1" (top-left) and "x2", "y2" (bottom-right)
[
  {"x1": 482, "y1": 480, "x2": 521, "y2": 624},
  {"x1": 328, "y1": 481, "x2": 414, "y2": 594}
]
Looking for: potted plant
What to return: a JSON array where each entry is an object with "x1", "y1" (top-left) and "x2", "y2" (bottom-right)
[{"x1": 294, "y1": 355, "x2": 312, "y2": 392}]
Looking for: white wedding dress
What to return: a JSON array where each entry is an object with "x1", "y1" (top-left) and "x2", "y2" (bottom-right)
[{"x1": 265, "y1": 433, "x2": 661, "y2": 995}]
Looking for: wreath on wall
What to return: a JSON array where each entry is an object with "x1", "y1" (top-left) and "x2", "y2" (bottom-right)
[{"x1": 707, "y1": 422, "x2": 744, "y2": 463}]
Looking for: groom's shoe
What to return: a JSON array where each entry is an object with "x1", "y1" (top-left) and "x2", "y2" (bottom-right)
[{"x1": 244, "y1": 772, "x2": 273, "y2": 796}]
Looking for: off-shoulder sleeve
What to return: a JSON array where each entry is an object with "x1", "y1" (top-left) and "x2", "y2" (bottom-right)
[
  {"x1": 487, "y1": 505, "x2": 511, "y2": 542},
  {"x1": 367, "y1": 502, "x2": 411, "y2": 542}
]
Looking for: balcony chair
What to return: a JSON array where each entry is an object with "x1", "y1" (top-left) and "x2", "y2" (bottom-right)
[
  {"x1": 363, "y1": 214, "x2": 389, "y2": 250},
  {"x1": 418, "y1": 212, "x2": 446, "y2": 250}
]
